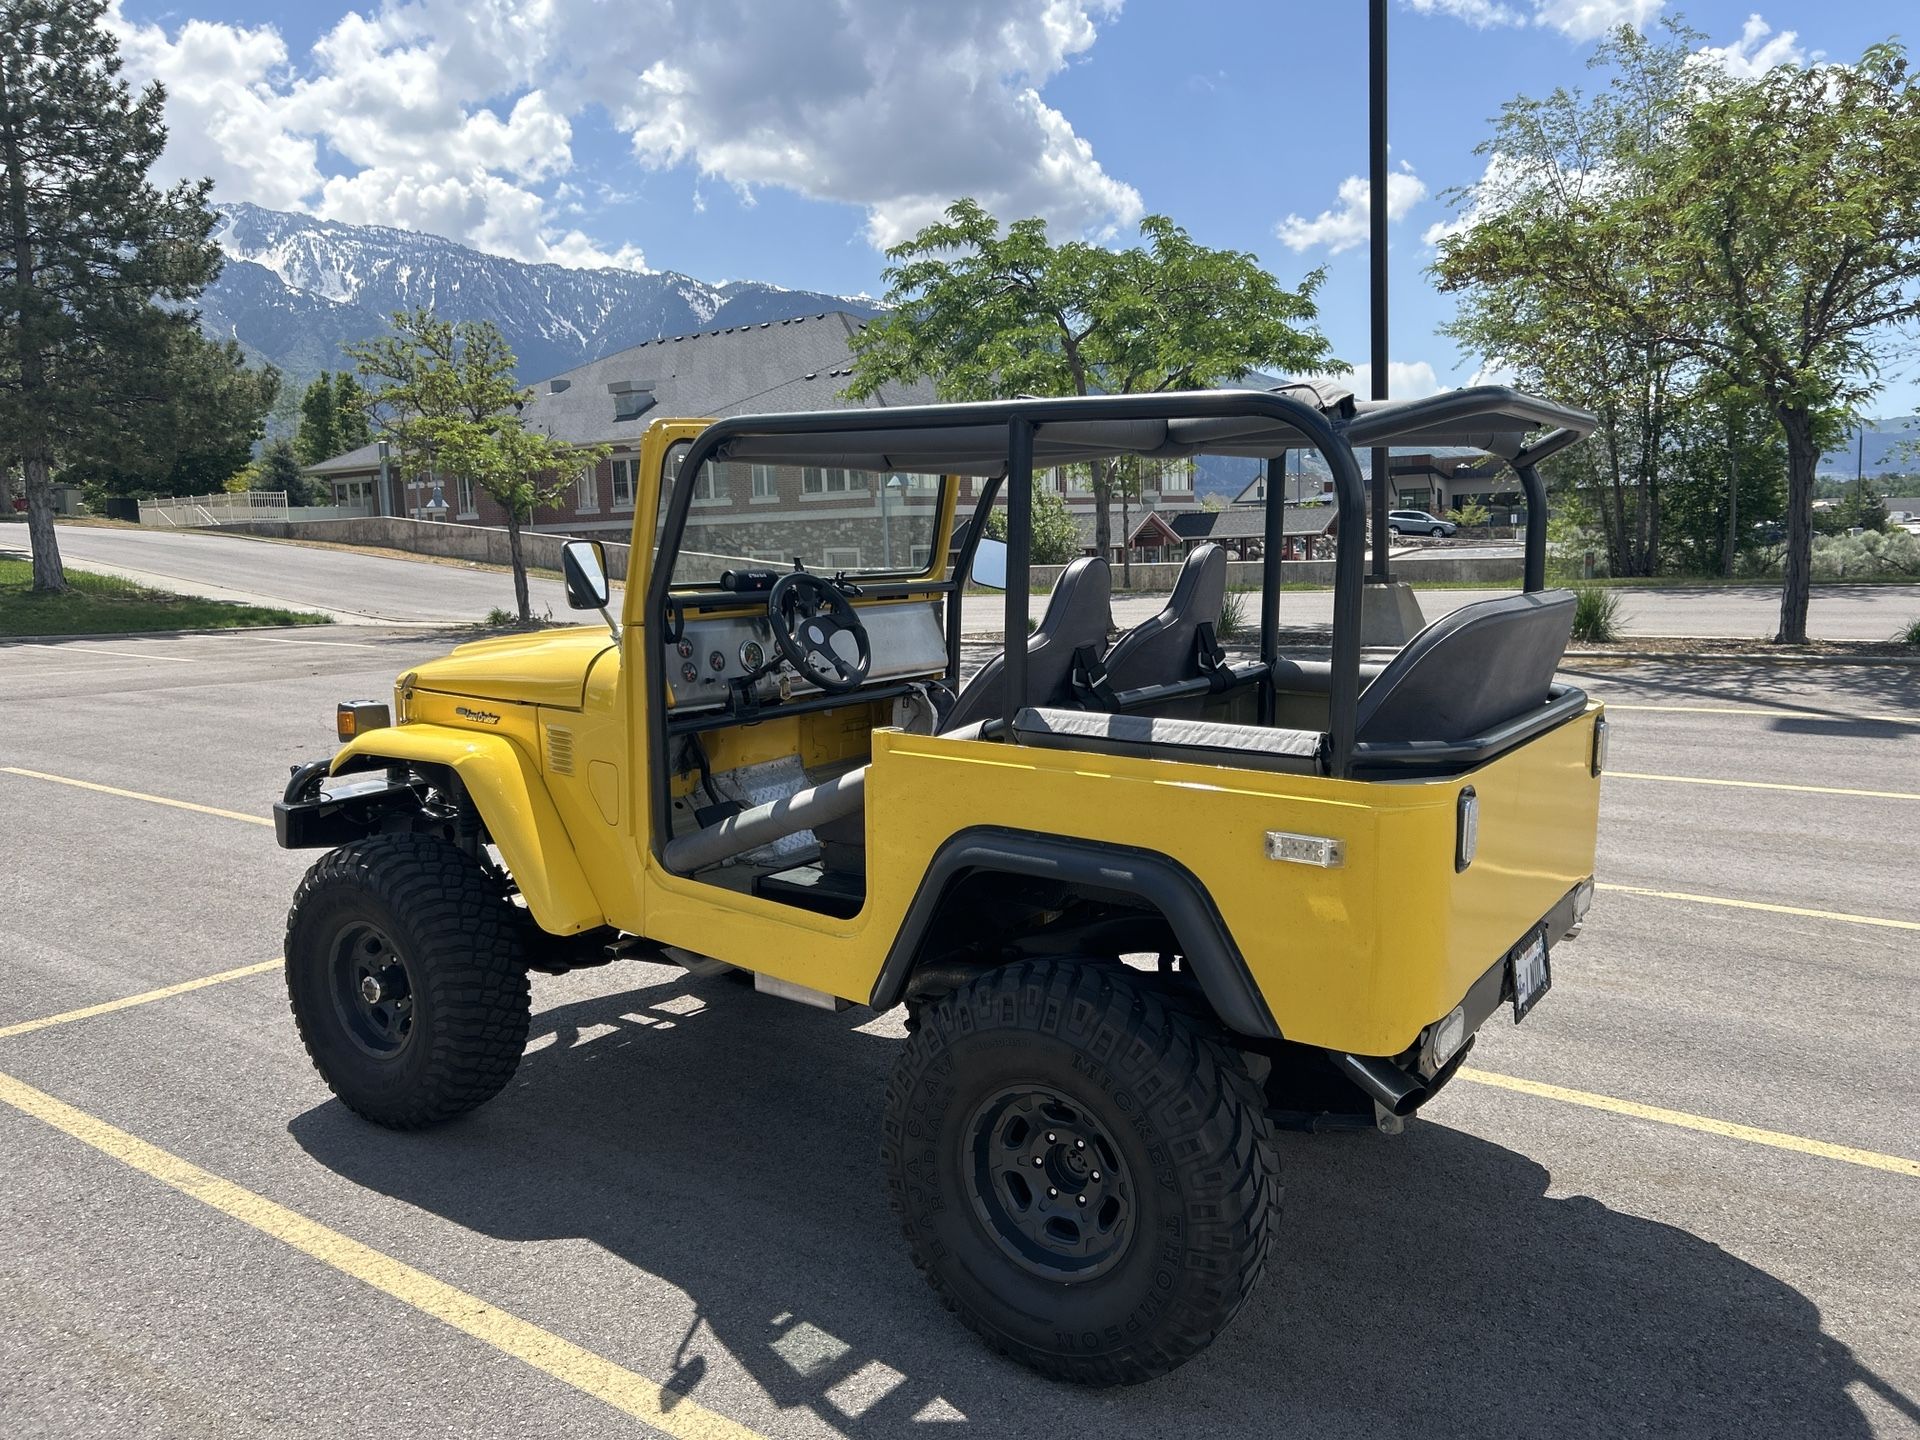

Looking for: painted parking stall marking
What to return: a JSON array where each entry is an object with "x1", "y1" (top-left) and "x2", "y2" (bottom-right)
[{"x1": 0, "y1": 1068, "x2": 768, "y2": 1440}]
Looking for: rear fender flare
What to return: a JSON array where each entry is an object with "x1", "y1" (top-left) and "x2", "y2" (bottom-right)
[
  {"x1": 871, "y1": 827, "x2": 1279, "y2": 1040},
  {"x1": 331, "y1": 725, "x2": 603, "y2": 936}
]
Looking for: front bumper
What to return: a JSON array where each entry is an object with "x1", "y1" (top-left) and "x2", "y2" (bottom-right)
[{"x1": 273, "y1": 759, "x2": 421, "y2": 850}]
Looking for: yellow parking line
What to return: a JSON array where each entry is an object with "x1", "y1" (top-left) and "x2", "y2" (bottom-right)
[
  {"x1": 1596, "y1": 882, "x2": 1920, "y2": 932},
  {"x1": 0, "y1": 767, "x2": 271, "y2": 827},
  {"x1": 0, "y1": 1069, "x2": 765, "y2": 1440},
  {"x1": 0, "y1": 960, "x2": 282, "y2": 1042},
  {"x1": 1606, "y1": 702, "x2": 1914, "y2": 724},
  {"x1": 1459, "y1": 1069, "x2": 1920, "y2": 1178},
  {"x1": 1609, "y1": 771, "x2": 1920, "y2": 801}
]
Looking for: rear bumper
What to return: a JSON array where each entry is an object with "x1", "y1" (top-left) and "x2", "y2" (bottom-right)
[{"x1": 1333, "y1": 876, "x2": 1592, "y2": 1116}]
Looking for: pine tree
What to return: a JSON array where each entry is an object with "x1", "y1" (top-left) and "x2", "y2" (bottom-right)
[
  {"x1": 294, "y1": 372, "x2": 340, "y2": 464},
  {"x1": 252, "y1": 437, "x2": 312, "y2": 506},
  {"x1": 0, "y1": 0, "x2": 223, "y2": 591}
]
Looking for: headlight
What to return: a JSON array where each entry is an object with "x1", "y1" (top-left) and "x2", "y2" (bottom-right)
[{"x1": 1455, "y1": 787, "x2": 1478, "y2": 872}]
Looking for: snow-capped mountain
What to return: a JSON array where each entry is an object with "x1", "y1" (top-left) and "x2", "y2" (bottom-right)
[{"x1": 200, "y1": 203, "x2": 883, "y2": 390}]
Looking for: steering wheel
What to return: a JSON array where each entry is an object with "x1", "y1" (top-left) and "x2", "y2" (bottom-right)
[{"x1": 768, "y1": 572, "x2": 872, "y2": 694}]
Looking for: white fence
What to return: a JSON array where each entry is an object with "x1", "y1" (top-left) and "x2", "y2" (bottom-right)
[{"x1": 140, "y1": 492, "x2": 371, "y2": 527}]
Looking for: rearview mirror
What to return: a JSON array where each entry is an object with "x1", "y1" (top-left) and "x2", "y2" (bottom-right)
[
  {"x1": 561, "y1": 539, "x2": 610, "y2": 610},
  {"x1": 970, "y1": 537, "x2": 1008, "y2": 591}
]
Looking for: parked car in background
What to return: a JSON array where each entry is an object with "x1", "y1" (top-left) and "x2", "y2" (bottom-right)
[{"x1": 1387, "y1": 508, "x2": 1457, "y2": 538}]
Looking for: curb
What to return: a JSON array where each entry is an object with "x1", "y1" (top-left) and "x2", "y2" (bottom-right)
[{"x1": 0, "y1": 623, "x2": 459, "y2": 645}]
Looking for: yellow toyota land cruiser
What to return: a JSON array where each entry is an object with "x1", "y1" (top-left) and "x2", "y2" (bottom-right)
[{"x1": 275, "y1": 387, "x2": 1605, "y2": 1385}]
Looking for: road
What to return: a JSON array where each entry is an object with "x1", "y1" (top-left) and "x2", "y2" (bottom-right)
[
  {"x1": 18, "y1": 523, "x2": 1920, "y2": 639},
  {"x1": 1, "y1": 630, "x2": 1915, "y2": 1437},
  {"x1": 11, "y1": 524, "x2": 578, "y2": 625}
]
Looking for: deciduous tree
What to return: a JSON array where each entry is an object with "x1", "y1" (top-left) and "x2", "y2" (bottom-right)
[
  {"x1": 846, "y1": 200, "x2": 1338, "y2": 560},
  {"x1": 348, "y1": 310, "x2": 606, "y2": 623}
]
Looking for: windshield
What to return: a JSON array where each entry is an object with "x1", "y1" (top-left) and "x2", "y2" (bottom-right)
[{"x1": 660, "y1": 443, "x2": 951, "y2": 587}]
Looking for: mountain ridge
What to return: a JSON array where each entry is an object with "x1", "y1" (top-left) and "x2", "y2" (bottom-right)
[{"x1": 200, "y1": 203, "x2": 885, "y2": 402}]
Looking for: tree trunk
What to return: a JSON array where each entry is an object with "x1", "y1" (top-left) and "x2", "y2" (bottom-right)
[
  {"x1": 1775, "y1": 406, "x2": 1816, "y2": 645},
  {"x1": 1723, "y1": 411, "x2": 1738, "y2": 580},
  {"x1": 22, "y1": 453, "x2": 66, "y2": 592},
  {"x1": 1092, "y1": 462, "x2": 1113, "y2": 564},
  {"x1": 506, "y1": 509, "x2": 531, "y2": 624}
]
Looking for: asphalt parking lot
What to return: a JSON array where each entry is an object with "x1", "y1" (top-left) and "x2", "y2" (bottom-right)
[{"x1": 1, "y1": 628, "x2": 1916, "y2": 1438}]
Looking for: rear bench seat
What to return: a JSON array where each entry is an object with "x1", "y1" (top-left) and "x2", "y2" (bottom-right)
[{"x1": 1013, "y1": 707, "x2": 1325, "y2": 774}]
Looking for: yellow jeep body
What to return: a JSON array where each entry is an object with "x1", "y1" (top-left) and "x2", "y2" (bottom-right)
[{"x1": 320, "y1": 408, "x2": 1602, "y2": 1065}]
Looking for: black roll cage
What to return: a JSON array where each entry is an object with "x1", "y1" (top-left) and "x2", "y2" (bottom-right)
[{"x1": 643, "y1": 386, "x2": 1593, "y2": 863}]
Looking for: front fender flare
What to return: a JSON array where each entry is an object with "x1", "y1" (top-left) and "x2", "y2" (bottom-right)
[
  {"x1": 331, "y1": 725, "x2": 603, "y2": 937},
  {"x1": 870, "y1": 827, "x2": 1280, "y2": 1040}
]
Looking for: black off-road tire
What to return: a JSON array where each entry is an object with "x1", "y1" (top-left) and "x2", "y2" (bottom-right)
[
  {"x1": 285, "y1": 834, "x2": 532, "y2": 1129},
  {"x1": 882, "y1": 959, "x2": 1281, "y2": 1385}
]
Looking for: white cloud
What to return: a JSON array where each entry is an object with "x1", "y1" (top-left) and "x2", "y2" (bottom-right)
[
  {"x1": 1403, "y1": 0, "x2": 1527, "y2": 26},
  {"x1": 106, "y1": 0, "x2": 1141, "y2": 270},
  {"x1": 1531, "y1": 0, "x2": 1664, "y2": 41},
  {"x1": 1692, "y1": 15, "x2": 1809, "y2": 79},
  {"x1": 1303, "y1": 361, "x2": 1445, "y2": 401},
  {"x1": 1277, "y1": 164, "x2": 1428, "y2": 254},
  {"x1": 1403, "y1": 0, "x2": 1665, "y2": 42}
]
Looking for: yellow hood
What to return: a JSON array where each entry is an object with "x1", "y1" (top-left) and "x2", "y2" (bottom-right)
[{"x1": 406, "y1": 626, "x2": 617, "y2": 710}]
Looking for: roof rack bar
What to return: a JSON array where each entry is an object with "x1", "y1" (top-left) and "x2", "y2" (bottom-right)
[
  {"x1": 1259, "y1": 461, "x2": 1285, "y2": 724},
  {"x1": 1003, "y1": 419, "x2": 1035, "y2": 731},
  {"x1": 1513, "y1": 461, "x2": 1548, "y2": 592}
]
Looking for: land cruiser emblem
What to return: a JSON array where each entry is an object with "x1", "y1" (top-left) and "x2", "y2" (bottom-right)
[{"x1": 455, "y1": 706, "x2": 501, "y2": 725}]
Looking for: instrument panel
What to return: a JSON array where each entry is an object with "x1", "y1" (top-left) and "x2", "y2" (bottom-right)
[{"x1": 664, "y1": 599, "x2": 946, "y2": 710}]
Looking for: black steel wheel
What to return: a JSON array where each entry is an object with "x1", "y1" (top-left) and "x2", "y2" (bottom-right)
[
  {"x1": 967, "y1": 1084, "x2": 1133, "y2": 1281},
  {"x1": 285, "y1": 834, "x2": 531, "y2": 1129},
  {"x1": 328, "y1": 920, "x2": 416, "y2": 1057},
  {"x1": 883, "y1": 958, "x2": 1281, "y2": 1386}
]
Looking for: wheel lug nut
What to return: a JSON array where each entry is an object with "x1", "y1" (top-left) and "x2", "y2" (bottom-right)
[
  {"x1": 1075, "y1": 1139, "x2": 1085, "y2": 1150},
  {"x1": 1091, "y1": 1171, "x2": 1101, "y2": 1181},
  {"x1": 1048, "y1": 1187, "x2": 1058, "y2": 1198},
  {"x1": 1046, "y1": 1132, "x2": 1056, "y2": 1143},
  {"x1": 1076, "y1": 1195, "x2": 1087, "y2": 1207},
  {"x1": 1033, "y1": 1156, "x2": 1044, "y2": 1167}
]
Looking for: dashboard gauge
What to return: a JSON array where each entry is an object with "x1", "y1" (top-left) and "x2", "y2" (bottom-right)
[
  {"x1": 738, "y1": 640, "x2": 765, "y2": 672},
  {"x1": 708, "y1": 649, "x2": 727, "y2": 673},
  {"x1": 680, "y1": 661, "x2": 699, "y2": 683},
  {"x1": 676, "y1": 639, "x2": 694, "y2": 659}
]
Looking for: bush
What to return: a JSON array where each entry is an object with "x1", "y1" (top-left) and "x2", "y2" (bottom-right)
[
  {"x1": 1900, "y1": 617, "x2": 1920, "y2": 648},
  {"x1": 1217, "y1": 588, "x2": 1250, "y2": 641},
  {"x1": 1570, "y1": 585, "x2": 1622, "y2": 644},
  {"x1": 483, "y1": 606, "x2": 516, "y2": 628},
  {"x1": 1448, "y1": 499, "x2": 1492, "y2": 529}
]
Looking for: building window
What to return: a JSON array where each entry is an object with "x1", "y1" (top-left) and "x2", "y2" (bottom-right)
[
  {"x1": 456, "y1": 475, "x2": 476, "y2": 517},
  {"x1": 577, "y1": 465, "x2": 598, "y2": 512},
  {"x1": 611, "y1": 457, "x2": 637, "y2": 509},
  {"x1": 1163, "y1": 464, "x2": 1191, "y2": 493},
  {"x1": 802, "y1": 467, "x2": 860, "y2": 495},
  {"x1": 822, "y1": 546, "x2": 862, "y2": 568},
  {"x1": 692, "y1": 466, "x2": 723, "y2": 502},
  {"x1": 751, "y1": 465, "x2": 777, "y2": 499}
]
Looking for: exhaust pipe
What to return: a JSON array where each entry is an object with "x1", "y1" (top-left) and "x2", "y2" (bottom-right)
[{"x1": 1332, "y1": 1053, "x2": 1429, "y2": 1118}]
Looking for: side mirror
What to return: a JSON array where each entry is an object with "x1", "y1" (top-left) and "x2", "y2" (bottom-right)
[
  {"x1": 561, "y1": 539, "x2": 610, "y2": 610},
  {"x1": 970, "y1": 537, "x2": 1008, "y2": 591}
]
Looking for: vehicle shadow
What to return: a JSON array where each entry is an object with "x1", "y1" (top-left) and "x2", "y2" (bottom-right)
[{"x1": 288, "y1": 969, "x2": 1898, "y2": 1439}]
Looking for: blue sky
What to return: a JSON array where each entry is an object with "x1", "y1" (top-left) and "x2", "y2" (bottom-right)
[{"x1": 113, "y1": 1, "x2": 1918, "y2": 414}]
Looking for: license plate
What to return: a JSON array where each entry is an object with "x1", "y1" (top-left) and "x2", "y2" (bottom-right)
[{"x1": 1510, "y1": 930, "x2": 1551, "y2": 1022}]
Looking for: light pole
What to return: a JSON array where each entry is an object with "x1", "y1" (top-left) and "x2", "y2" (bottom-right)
[
  {"x1": 376, "y1": 439, "x2": 391, "y2": 518},
  {"x1": 882, "y1": 473, "x2": 906, "y2": 566}
]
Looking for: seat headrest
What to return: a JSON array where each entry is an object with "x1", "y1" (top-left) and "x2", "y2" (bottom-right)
[{"x1": 1034, "y1": 555, "x2": 1111, "y2": 642}]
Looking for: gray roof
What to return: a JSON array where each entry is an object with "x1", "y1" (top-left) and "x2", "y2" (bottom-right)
[{"x1": 307, "y1": 310, "x2": 933, "y2": 475}]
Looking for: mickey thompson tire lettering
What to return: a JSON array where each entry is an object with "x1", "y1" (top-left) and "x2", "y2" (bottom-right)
[
  {"x1": 284, "y1": 834, "x2": 531, "y2": 1130},
  {"x1": 880, "y1": 958, "x2": 1281, "y2": 1386}
]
